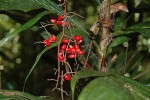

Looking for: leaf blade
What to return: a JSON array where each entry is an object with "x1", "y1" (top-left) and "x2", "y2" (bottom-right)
[
  {"x1": 0, "y1": 11, "x2": 50, "y2": 46},
  {"x1": 0, "y1": 0, "x2": 41, "y2": 12},
  {"x1": 71, "y1": 69, "x2": 110, "y2": 100}
]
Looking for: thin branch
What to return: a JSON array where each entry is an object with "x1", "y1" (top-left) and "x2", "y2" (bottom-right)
[
  {"x1": 133, "y1": 69, "x2": 150, "y2": 79},
  {"x1": 84, "y1": 42, "x2": 92, "y2": 68},
  {"x1": 124, "y1": 47, "x2": 128, "y2": 74}
]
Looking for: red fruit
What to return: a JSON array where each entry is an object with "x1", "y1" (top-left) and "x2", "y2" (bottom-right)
[
  {"x1": 57, "y1": 15, "x2": 63, "y2": 21},
  {"x1": 64, "y1": 74, "x2": 71, "y2": 81},
  {"x1": 68, "y1": 54, "x2": 76, "y2": 59},
  {"x1": 61, "y1": 44, "x2": 67, "y2": 51},
  {"x1": 75, "y1": 48, "x2": 81, "y2": 53},
  {"x1": 78, "y1": 50, "x2": 84, "y2": 55},
  {"x1": 70, "y1": 48, "x2": 76, "y2": 53},
  {"x1": 62, "y1": 38, "x2": 69, "y2": 44},
  {"x1": 67, "y1": 48, "x2": 76, "y2": 53},
  {"x1": 58, "y1": 51, "x2": 63, "y2": 56},
  {"x1": 51, "y1": 35, "x2": 56, "y2": 42},
  {"x1": 74, "y1": 44, "x2": 79, "y2": 48},
  {"x1": 74, "y1": 35, "x2": 82, "y2": 41},
  {"x1": 67, "y1": 48, "x2": 71, "y2": 53},
  {"x1": 58, "y1": 56, "x2": 65, "y2": 61},
  {"x1": 43, "y1": 40, "x2": 51, "y2": 47},
  {"x1": 57, "y1": 21, "x2": 63, "y2": 25},
  {"x1": 47, "y1": 37, "x2": 51, "y2": 42},
  {"x1": 50, "y1": 19, "x2": 57, "y2": 24}
]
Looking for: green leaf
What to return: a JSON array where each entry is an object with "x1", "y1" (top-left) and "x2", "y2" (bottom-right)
[
  {"x1": 68, "y1": 17, "x2": 90, "y2": 35},
  {"x1": 35, "y1": 0, "x2": 90, "y2": 35},
  {"x1": 78, "y1": 76, "x2": 133, "y2": 100},
  {"x1": 0, "y1": 90, "x2": 41, "y2": 100},
  {"x1": 109, "y1": 36, "x2": 130, "y2": 47},
  {"x1": 115, "y1": 75, "x2": 150, "y2": 99},
  {"x1": 35, "y1": 0, "x2": 63, "y2": 15},
  {"x1": 71, "y1": 69, "x2": 110, "y2": 100},
  {"x1": 0, "y1": 0, "x2": 41, "y2": 12},
  {"x1": 115, "y1": 21, "x2": 150, "y2": 37},
  {"x1": 0, "y1": 11, "x2": 50, "y2": 47},
  {"x1": 78, "y1": 75, "x2": 150, "y2": 100},
  {"x1": 129, "y1": 21, "x2": 150, "y2": 29}
]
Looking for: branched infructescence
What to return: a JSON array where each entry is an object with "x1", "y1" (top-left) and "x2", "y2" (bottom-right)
[
  {"x1": 36, "y1": 0, "x2": 129, "y2": 99},
  {"x1": 37, "y1": 0, "x2": 86, "y2": 99}
]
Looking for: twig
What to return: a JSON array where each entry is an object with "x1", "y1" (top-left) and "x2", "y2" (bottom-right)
[
  {"x1": 84, "y1": 42, "x2": 92, "y2": 68},
  {"x1": 124, "y1": 46, "x2": 128, "y2": 74},
  {"x1": 133, "y1": 69, "x2": 150, "y2": 79},
  {"x1": 68, "y1": 12, "x2": 84, "y2": 18},
  {"x1": 40, "y1": 24, "x2": 51, "y2": 37},
  {"x1": 61, "y1": 71, "x2": 64, "y2": 100}
]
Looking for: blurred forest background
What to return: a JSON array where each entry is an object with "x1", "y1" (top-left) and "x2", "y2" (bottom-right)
[{"x1": 0, "y1": 0, "x2": 150, "y2": 99}]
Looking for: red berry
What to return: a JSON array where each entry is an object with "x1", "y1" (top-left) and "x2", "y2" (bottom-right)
[
  {"x1": 75, "y1": 44, "x2": 79, "y2": 49},
  {"x1": 58, "y1": 56, "x2": 65, "y2": 61},
  {"x1": 67, "y1": 48, "x2": 72, "y2": 53},
  {"x1": 57, "y1": 15, "x2": 63, "y2": 21},
  {"x1": 78, "y1": 50, "x2": 84, "y2": 55},
  {"x1": 75, "y1": 48, "x2": 81, "y2": 53},
  {"x1": 64, "y1": 74, "x2": 71, "y2": 81},
  {"x1": 70, "y1": 48, "x2": 76, "y2": 53},
  {"x1": 58, "y1": 51, "x2": 63, "y2": 56},
  {"x1": 67, "y1": 48, "x2": 76, "y2": 53},
  {"x1": 68, "y1": 54, "x2": 76, "y2": 59},
  {"x1": 43, "y1": 40, "x2": 51, "y2": 47},
  {"x1": 47, "y1": 37, "x2": 51, "y2": 42},
  {"x1": 62, "y1": 38, "x2": 69, "y2": 44},
  {"x1": 74, "y1": 35, "x2": 82, "y2": 41},
  {"x1": 61, "y1": 44, "x2": 67, "y2": 51},
  {"x1": 57, "y1": 21, "x2": 63, "y2": 25},
  {"x1": 50, "y1": 19, "x2": 57, "y2": 24},
  {"x1": 51, "y1": 35, "x2": 56, "y2": 42}
]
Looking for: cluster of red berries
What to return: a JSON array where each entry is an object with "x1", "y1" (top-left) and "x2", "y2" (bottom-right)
[
  {"x1": 43, "y1": 35, "x2": 56, "y2": 47},
  {"x1": 50, "y1": 15, "x2": 64, "y2": 25},
  {"x1": 58, "y1": 35, "x2": 84, "y2": 62}
]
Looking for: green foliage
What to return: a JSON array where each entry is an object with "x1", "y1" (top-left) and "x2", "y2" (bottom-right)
[
  {"x1": 110, "y1": 36, "x2": 130, "y2": 47},
  {"x1": 71, "y1": 69, "x2": 150, "y2": 100},
  {"x1": 0, "y1": 0, "x2": 41, "y2": 12},
  {"x1": 71, "y1": 69, "x2": 110, "y2": 100},
  {"x1": 0, "y1": 90, "x2": 54, "y2": 100},
  {"x1": 0, "y1": 11, "x2": 50, "y2": 46},
  {"x1": 78, "y1": 77, "x2": 133, "y2": 100}
]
